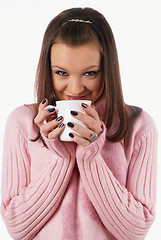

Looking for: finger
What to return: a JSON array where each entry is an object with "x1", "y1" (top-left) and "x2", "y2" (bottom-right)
[
  {"x1": 91, "y1": 104, "x2": 96, "y2": 110},
  {"x1": 67, "y1": 122, "x2": 94, "y2": 140},
  {"x1": 39, "y1": 98, "x2": 48, "y2": 111},
  {"x1": 48, "y1": 123, "x2": 65, "y2": 140},
  {"x1": 70, "y1": 111, "x2": 102, "y2": 133},
  {"x1": 34, "y1": 99, "x2": 49, "y2": 127},
  {"x1": 68, "y1": 132, "x2": 91, "y2": 146},
  {"x1": 34, "y1": 106, "x2": 56, "y2": 127},
  {"x1": 81, "y1": 103, "x2": 99, "y2": 121},
  {"x1": 40, "y1": 116, "x2": 64, "y2": 136}
]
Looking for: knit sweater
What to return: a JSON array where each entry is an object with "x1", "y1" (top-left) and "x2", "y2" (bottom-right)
[{"x1": 1, "y1": 98, "x2": 157, "y2": 240}]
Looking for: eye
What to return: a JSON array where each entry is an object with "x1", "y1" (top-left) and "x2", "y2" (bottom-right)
[
  {"x1": 84, "y1": 71, "x2": 97, "y2": 77},
  {"x1": 55, "y1": 71, "x2": 68, "y2": 76}
]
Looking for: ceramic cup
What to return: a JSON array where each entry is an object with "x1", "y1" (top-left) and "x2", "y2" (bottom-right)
[{"x1": 44, "y1": 100, "x2": 91, "y2": 141}]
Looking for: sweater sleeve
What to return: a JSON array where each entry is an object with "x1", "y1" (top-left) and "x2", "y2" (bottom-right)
[
  {"x1": 1, "y1": 114, "x2": 76, "y2": 240},
  {"x1": 76, "y1": 119, "x2": 157, "y2": 240}
]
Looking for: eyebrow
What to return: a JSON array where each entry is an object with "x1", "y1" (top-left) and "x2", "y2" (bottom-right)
[
  {"x1": 51, "y1": 65, "x2": 100, "y2": 71},
  {"x1": 51, "y1": 66, "x2": 67, "y2": 71}
]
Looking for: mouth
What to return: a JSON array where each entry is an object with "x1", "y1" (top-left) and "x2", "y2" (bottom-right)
[{"x1": 66, "y1": 95, "x2": 88, "y2": 100}]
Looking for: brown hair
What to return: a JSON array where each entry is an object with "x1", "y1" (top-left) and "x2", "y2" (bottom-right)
[{"x1": 34, "y1": 7, "x2": 142, "y2": 143}]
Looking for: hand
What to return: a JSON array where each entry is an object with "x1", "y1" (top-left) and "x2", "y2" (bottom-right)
[
  {"x1": 34, "y1": 99, "x2": 65, "y2": 140},
  {"x1": 67, "y1": 103, "x2": 103, "y2": 146}
]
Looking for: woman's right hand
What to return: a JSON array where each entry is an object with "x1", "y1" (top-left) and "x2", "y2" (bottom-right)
[{"x1": 34, "y1": 99, "x2": 65, "y2": 140}]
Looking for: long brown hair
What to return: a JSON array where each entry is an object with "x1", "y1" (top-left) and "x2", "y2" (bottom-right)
[{"x1": 34, "y1": 7, "x2": 141, "y2": 143}]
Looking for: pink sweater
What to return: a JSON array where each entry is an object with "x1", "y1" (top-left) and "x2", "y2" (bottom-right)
[{"x1": 1, "y1": 98, "x2": 157, "y2": 240}]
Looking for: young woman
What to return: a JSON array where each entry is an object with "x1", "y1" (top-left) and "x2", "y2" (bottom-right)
[{"x1": 1, "y1": 7, "x2": 157, "y2": 240}]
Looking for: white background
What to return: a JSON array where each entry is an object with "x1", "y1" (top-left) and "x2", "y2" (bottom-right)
[{"x1": 0, "y1": 0, "x2": 160, "y2": 239}]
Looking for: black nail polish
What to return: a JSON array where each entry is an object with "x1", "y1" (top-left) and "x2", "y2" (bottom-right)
[
  {"x1": 67, "y1": 122, "x2": 74, "y2": 128},
  {"x1": 42, "y1": 98, "x2": 46, "y2": 104},
  {"x1": 56, "y1": 116, "x2": 63, "y2": 121},
  {"x1": 48, "y1": 108, "x2": 55, "y2": 112},
  {"x1": 59, "y1": 123, "x2": 64, "y2": 128},
  {"x1": 82, "y1": 103, "x2": 88, "y2": 108},
  {"x1": 70, "y1": 111, "x2": 78, "y2": 116},
  {"x1": 69, "y1": 133, "x2": 74, "y2": 138}
]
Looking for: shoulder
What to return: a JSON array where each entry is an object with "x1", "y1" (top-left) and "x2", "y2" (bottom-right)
[
  {"x1": 7, "y1": 104, "x2": 37, "y2": 123},
  {"x1": 125, "y1": 106, "x2": 157, "y2": 159},
  {"x1": 6, "y1": 104, "x2": 38, "y2": 138},
  {"x1": 127, "y1": 106, "x2": 157, "y2": 145}
]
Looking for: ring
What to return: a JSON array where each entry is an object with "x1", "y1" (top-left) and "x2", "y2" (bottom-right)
[{"x1": 89, "y1": 132, "x2": 98, "y2": 142}]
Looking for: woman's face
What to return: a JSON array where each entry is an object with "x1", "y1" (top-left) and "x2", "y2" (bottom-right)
[{"x1": 50, "y1": 41, "x2": 104, "y2": 103}]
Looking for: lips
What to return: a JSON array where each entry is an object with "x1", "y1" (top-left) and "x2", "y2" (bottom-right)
[{"x1": 66, "y1": 95, "x2": 87, "y2": 100}]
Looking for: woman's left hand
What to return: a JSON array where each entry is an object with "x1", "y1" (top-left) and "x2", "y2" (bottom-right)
[{"x1": 67, "y1": 103, "x2": 103, "y2": 146}]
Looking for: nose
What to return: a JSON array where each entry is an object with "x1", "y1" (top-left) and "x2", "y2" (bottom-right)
[{"x1": 67, "y1": 77, "x2": 85, "y2": 95}]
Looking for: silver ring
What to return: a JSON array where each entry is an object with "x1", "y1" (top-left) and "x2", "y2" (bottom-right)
[{"x1": 89, "y1": 133, "x2": 98, "y2": 142}]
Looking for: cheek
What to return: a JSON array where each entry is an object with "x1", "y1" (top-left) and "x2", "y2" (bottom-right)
[
  {"x1": 86, "y1": 79, "x2": 103, "y2": 92},
  {"x1": 92, "y1": 80, "x2": 104, "y2": 98},
  {"x1": 52, "y1": 78, "x2": 66, "y2": 92}
]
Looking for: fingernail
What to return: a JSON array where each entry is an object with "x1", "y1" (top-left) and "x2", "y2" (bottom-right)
[
  {"x1": 70, "y1": 111, "x2": 78, "y2": 116},
  {"x1": 59, "y1": 123, "x2": 64, "y2": 128},
  {"x1": 56, "y1": 116, "x2": 63, "y2": 121},
  {"x1": 69, "y1": 133, "x2": 74, "y2": 138},
  {"x1": 67, "y1": 122, "x2": 74, "y2": 128},
  {"x1": 42, "y1": 98, "x2": 46, "y2": 104},
  {"x1": 82, "y1": 103, "x2": 88, "y2": 108},
  {"x1": 48, "y1": 108, "x2": 55, "y2": 112}
]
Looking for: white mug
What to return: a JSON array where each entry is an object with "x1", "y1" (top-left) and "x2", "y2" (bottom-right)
[{"x1": 45, "y1": 100, "x2": 91, "y2": 141}]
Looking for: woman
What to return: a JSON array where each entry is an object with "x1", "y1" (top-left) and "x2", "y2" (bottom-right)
[{"x1": 1, "y1": 7, "x2": 157, "y2": 240}]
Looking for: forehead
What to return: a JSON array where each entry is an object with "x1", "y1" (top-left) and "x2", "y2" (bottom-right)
[{"x1": 50, "y1": 41, "x2": 101, "y2": 69}]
